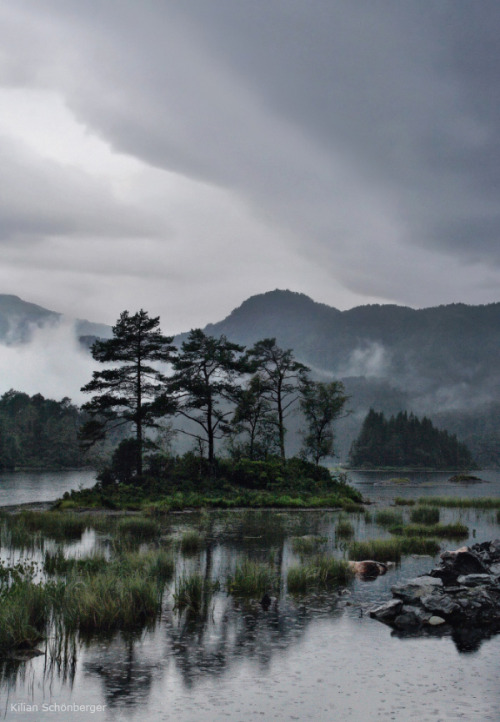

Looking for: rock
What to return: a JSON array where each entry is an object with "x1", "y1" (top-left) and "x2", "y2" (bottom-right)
[
  {"x1": 457, "y1": 574, "x2": 496, "y2": 587},
  {"x1": 371, "y1": 541, "x2": 500, "y2": 638},
  {"x1": 349, "y1": 560, "x2": 387, "y2": 578},
  {"x1": 421, "y1": 593, "x2": 461, "y2": 617},
  {"x1": 428, "y1": 615, "x2": 446, "y2": 626},
  {"x1": 391, "y1": 576, "x2": 443, "y2": 604},
  {"x1": 370, "y1": 599, "x2": 403, "y2": 622},
  {"x1": 394, "y1": 611, "x2": 421, "y2": 629}
]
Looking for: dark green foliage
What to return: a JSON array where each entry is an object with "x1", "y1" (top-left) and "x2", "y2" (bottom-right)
[
  {"x1": 247, "y1": 338, "x2": 309, "y2": 459},
  {"x1": 299, "y1": 379, "x2": 349, "y2": 464},
  {"x1": 230, "y1": 374, "x2": 280, "y2": 460},
  {"x1": 169, "y1": 329, "x2": 248, "y2": 463},
  {"x1": 81, "y1": 310, "x2": 176, "y2": 477},
  {"x1": 0, "y1": 390, "x2": 88, "y2": 470},
  {"x1": 349, "y1": 409, "x2": 477, "y2": 469}
]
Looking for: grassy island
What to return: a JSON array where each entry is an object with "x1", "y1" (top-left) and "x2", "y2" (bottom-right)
[{"x1": 55, "y1": 455, "x2": 363, "y2": 512}]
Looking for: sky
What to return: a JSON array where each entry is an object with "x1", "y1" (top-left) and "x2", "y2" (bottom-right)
[{"x1": 0, "y1": 0, "x2": 499, "y2": 334}]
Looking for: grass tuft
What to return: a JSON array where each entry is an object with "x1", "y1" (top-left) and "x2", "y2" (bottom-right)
[
  {"x1": 410, "y1": 506, "x2": 440, "y2": 524},
  {"x1": 226, "y1": 558, "x2": 277, "y2": 596}
]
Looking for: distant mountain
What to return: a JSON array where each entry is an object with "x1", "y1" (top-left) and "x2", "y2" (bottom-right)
[
  {"x1": 0, "y1": 294, "x2": 111, "y2": 345},
  {"x1": 197, "y1": 290, "x2": 500, "y2": 465},
  {"x1": 2, "y1": 290, "x2": 499, "y2": 465}
]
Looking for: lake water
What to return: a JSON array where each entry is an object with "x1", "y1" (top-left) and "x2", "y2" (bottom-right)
[{"x1": 1, "y1": 469, "x2": 499, "y2": 721}]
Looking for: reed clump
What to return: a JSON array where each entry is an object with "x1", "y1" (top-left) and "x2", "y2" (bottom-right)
[
  {"x1": 291, "y1": 535, "x2": 327, "y2": 555},
  {"x1": 180, "y1": 530, "x2": 205, "y2": 554},
  {"x1": 417, "y1": 497, "x2": 500, "y2": 509},
  {"x1": 173, "y1": 573, "x2": 217, "y2": 614},
  {"x1": 44, "y1": 549, "x2": 108, "y2": 576},
  {"x1": 115, "y1": 516, "x2": 160, "y2": 540},
  {"x1": 394, "y1": 498, "x2": 415, "y2": 506},
  {"x1": 375, "y1": 509, "x2": 403, "y2": 527},
  {"x1": 336, "y1": 519, "x2": 355, "y2": 539},
  {"x1": 226, "y1": 558, "x2": 277, "y2": 596},
  {"x1": 62, "y1": 571, "x2": 160, "y2": 633},
  {"x1": 287, "y1": 555, "x2": 352, "y2": 593},
  {"x1": 390, "y1": 522, "x2": 468, "y2": 539},
  {"x1": 410, "y1": 506, "x2": 440, "y2": 524}
]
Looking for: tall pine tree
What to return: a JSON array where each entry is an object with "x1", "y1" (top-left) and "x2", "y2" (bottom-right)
[{"x1": 80, "y1": 310, "x2": 176, "y2": 477}]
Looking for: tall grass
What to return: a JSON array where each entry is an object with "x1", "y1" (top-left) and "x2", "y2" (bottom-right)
[
  {"x1": 348, "y1": 537, "x2": 440, "y2": 562},
  {"x1": 226, "y1": 559, "x2": 277, "y2": 596},
  {"x1": 180, "y1": 530, "x2": 205, "y2": 554},
  {"x1": 115, "y1": 516, "x2": 160, "y2": 539},
  {"x1": 173, "y1": 573, "x2": 217, "y2": 614},
  {"x1": 287, "y1": 555, "x2": 352, "y2": 593},
  {"x1": 410, "y1": 506, "x2": 440, "y2": 524},
  {"x1": 418, "y1": 497, "x2": 500, "y2": 509},
  {"x1": 375, "y1": 509, "x2": 403, "y2": 527},
  {"x1": 390, "y1": 522, "x2": 468, "y2": 539},
  {"x1": 44, "y1": 549, "x2": 108, "y2": 576},
  {"x1": 394, "y1": 498, "x2": 415, "y2": 506},
  {"x1": 336, "y1": 519, "x2": 355, "y2": 538},
  {"x1": 291, "y1": 536, "x2": 327, "y2": 555},
  {"x1": 62, "y1": 571, "x2": 161, "y2": 633}
]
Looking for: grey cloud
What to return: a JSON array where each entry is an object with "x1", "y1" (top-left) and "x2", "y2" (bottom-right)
[{"x1": 0, "y1": 0, "x2": 498, "y2": 320}]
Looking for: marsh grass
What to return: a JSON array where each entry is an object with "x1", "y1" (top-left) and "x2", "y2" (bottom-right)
[
  {"x1": 180, "y1": 530, "x2": 205, "y2": 554},
  {"x1": 418, "y1": 497, "x2": 500, "y2": 509},
  {"x1": 44, "y1": 549, "x2": 108, "y2": 576},
  {"x1": 115, "y1": 516, "x2": 160, "y2": 539},
  {"x1": 336, "y1": 519, "x2": 355, "y2": 539},
  {"x1": 341, "y1": 501, "x2": 365, "y2": 513},
  {"x1": 17, "y1": 511, "x2": 87, "y2": 540},
  {"x1": 390, "y1": 522, "x2": 468, "y2": 539},
  {"x1": 62, "y1": 571, "x2": 161, "y2": 634},
  {"x1": 394, "y1": 498, "x2": 415, "y2": 506},
  {"x1": 348, "y1": 537, "x2": 440, "y2": 562},
  {"x1": 287, "y1": 555, "x2": 352, "y2": 593},
  {"x1": 375, "y1": 509, "x2": 403, "y2": 527},
  {"x1": 410, "y1": 506, "x2": 440, "y2": 524},
  {"x1": 291, "y1": 535, "x2": 327, "y2": 555},
  {"x1": 226, "y1": 558, "x2": 277, "y2": 596},
  {"x1": 173, "y1": 573, "x2": 217, "y2": 614}
]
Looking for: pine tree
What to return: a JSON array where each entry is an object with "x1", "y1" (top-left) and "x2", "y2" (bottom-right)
[
  {"x1": 169, "y1": 329, "x2": 247, "y2": 463},
  {"x1": 80, "y1": 310, "x2": 176, "y2": 477},
  {"x1": 247, "y1": 338, "x2": 309, "y2": 459}
]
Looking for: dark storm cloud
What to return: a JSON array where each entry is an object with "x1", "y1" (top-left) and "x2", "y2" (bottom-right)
[{"x1": 0, "y1": 0, "x2": 498, "y2": 323}]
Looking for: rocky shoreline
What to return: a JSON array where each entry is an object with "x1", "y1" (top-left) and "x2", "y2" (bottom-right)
[{"x1": 370, "y1": 540, "x2": 500, "y2": 633}]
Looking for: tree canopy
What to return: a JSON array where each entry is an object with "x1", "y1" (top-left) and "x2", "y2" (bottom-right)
[
  {"x1": 168, "y1": 329, "x2": 248, "y2": 463},
  {"x1": 80, "y1": 310, "x2": 176, "y2": 476},
  {"x1": 349, "y1": 409, "x2": 477, "y2": 469}
]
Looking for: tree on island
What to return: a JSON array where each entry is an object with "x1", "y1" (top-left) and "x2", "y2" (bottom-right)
[
  {"x1": 299, "y1": 379, "x2": 349, "y2": 465},
  {"x1": 168, "y1": 329, "x2": 248, "y2": 464},
  {"x1": 248, "y1": 338, "x2": 309, "y2": 459},
  {"x1": 230, "y1": 374, "x2": 280, "y2": 460},
  {"x1": 80, "y1": 310, "x2": 176, "y2": 477}
]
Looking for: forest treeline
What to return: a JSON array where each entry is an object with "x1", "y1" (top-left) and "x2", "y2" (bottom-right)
[
  {"x1": 0, "y1": 391, "x2": 89, "y2": 470},
  {"x1": 349, "y1": 409, "x2": 477, "y2": 470}
]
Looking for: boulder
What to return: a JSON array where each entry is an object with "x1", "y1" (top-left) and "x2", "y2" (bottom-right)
[
  {"x1": 391, "y1": 576, "x2": 442, "y2": 604},
  {"x1": 369, "y1": 599, "x2": 403, "y2": 622},
  {"x1": 428, "y1": 616, "x2": 446, "y2": 626}
]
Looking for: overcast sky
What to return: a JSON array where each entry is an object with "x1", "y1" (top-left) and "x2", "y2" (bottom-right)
[{"x1": 0, "y1": 1, "x2": 498, "y2": 333}]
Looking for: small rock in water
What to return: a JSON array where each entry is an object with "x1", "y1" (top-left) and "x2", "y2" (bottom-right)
[{"x1": 428, "y1": 616, "x2": 446, "y2": 626}]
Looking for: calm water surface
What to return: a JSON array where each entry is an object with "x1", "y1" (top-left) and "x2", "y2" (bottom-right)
[{"x1": 1, "y1": 469, "x2": 499, "y2": 721}]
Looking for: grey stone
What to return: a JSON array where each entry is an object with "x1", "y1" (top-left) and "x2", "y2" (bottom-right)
[
  {"x1": 391, "y1": 576, "x2": 442, "y2": 604},
  {"x1": 369, "y1": 599, "x2": 403, "y2": 622},
  {"x1": 457, "y1": 574, "x2": 496, "y2": 587},
  {"x1": 428, "y1": 615, "x2": 446, "y2": 626},
  {"x1": 394, "y1": 611, "x2": 421, "y2": 629},
  {"x1": 421, "y1": 593, "x2": 461, "y2": 617}
]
